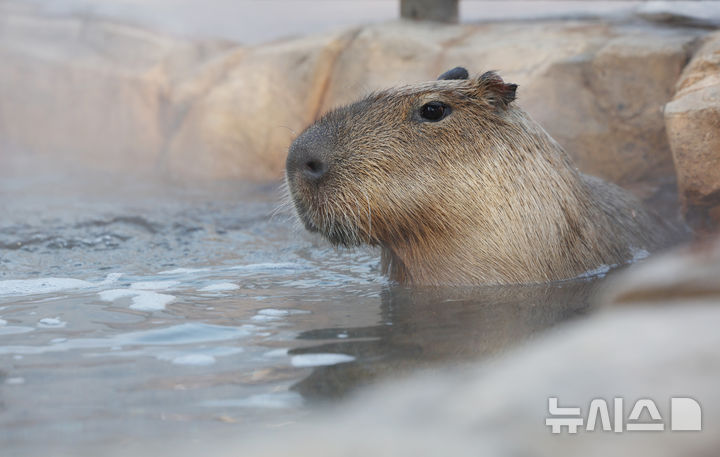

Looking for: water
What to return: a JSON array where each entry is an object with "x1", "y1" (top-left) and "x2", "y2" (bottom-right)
[{"x1": 0, "y1": 166, "x2": 602, "y2": 455}]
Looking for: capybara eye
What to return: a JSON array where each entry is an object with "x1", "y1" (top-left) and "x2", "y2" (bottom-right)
[{"x1": 419, "y1": 102, "x2": 450, "y2": 122}]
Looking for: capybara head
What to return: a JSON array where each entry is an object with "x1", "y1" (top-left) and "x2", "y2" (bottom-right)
[
  {"x1": 285, "y1": 67, "x2": 673, "y2": 285},
  {"x1": 286, "y1": 68, "x2": 519, "y2": 247}
]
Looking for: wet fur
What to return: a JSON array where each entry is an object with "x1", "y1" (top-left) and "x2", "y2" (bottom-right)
[{"x1": 286, "y1": 72, "x2": 675, "y2": 286}]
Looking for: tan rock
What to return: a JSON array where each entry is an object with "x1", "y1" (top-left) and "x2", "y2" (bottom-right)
[
  {"x1": 665, "y1": 31, "x2": 720, "y2": 233},
  {"x1": 165, "y1": 29, "x2": 360, "y2": 181},
  {"x1": 602, "y1": 234, "x2": 720, "y2": 306},
  {"x1": 317, "y1": 21, "x2": 698, "y2": 189},
  {"x1": 0, "y1": 10, "x2": 707, "y2": 186},
  {"x1": 166, "y1": 20, "x2": 699, "y2": 185},
  {"x1": 0, "y1": 10, "x2": 232, "y2": 176}
]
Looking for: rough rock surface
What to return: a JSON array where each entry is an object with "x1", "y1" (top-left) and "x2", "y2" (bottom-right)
[
  {"x1": 319, "y1": 21, "x2": 699, "y2": 191},
  {"x1": 1, "y1": 8, "x2": 706, "y2": 186},
  {"x1": 0, "y1": 9, "x2": 235, "y2": 175},
  {"x1": 665, "y1": 31, "x2": 720, "y2": 234}
]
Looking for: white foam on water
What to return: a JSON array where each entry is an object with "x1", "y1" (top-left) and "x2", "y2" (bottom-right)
[
  {"x1": 5, "y1": 377, "x2": 25, "y2": 385},
  {"x1": 158, "y1": 267, "x2": 210, "y2": 275},
  {"x1": 0, "y1": 326, "x2": 34, "y2": 336},
  {"x1": 258, "y1": 308, "x2": 309, "y2": 316},
  {"x1": 99, "y1": 289, "x2": 175, "y2": 311},
  {"x1": 0, "y1": 323, "x2": 254, "y2": 355},
  {"x1": 630, "y1": 247, "x2": 650, "y2": 262},
  {"x1": 251, "y1": 308, "x2": 310, "y2": 322},
  {"x1": 263, "y1": 348, "x2": 289, "y2": 358},
  {"x1": 575, "y1": 264, "x2": 612, "y2": 279},
  {"x1": 230, "y1": 262, "x2": 308, "y2": 272},
  {"x1": 130, "y1": 280, "x2": 180, "y2": 291},
  {"x1": 200, "y1": 392, "x2": 303, "y2": 409},
  {"x1": 38, "y1": 317, "x2": 66, "y2": 328},
  {"x1": 101, "y1": 346, "x2": 244, "y2": 366},
  {"x1": 290, "y1": 353, "x2": 355, "y2": 367},
  {"x1": 198, "y1": 282, "x2": 240, "y2": 292},
  {"x1": 129, "y1": 292, "x2": 175, "y2": 311},
  {"x1": 0, "y1": 318, "x2": 6, "y2": 326},
  {"x1": 171, "y1": 354, "x2": 216, "y2": 366},
  {"x1": 0, "y1": 273, "x2": 121, "y2": 297}
]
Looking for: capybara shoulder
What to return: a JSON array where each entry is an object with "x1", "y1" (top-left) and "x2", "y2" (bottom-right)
[{"x1": 285, "y1": 67, "x2": 677, "y2": 286}]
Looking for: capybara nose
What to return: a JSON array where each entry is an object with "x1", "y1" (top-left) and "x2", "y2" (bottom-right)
[{"x1": 287, "y1": 138, "x2": 329, "y2": 182}]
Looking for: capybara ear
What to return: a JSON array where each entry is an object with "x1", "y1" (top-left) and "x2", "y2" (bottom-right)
[
  {"x1": 437, "y1": 67, "x2": 469, "y2": 80},
  {"x1": 478, "y1": 71, "x2": 518, "y2": 109}
]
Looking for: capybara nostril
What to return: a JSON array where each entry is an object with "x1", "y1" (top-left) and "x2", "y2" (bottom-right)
[
  {"x1": 286, "y1": 135, "x2": 329, "y2": 183},
  {"x1": 302, "y1": 158, "x2": 328, "y2": 181}
]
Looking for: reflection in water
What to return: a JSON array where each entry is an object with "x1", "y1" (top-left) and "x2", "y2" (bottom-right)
[{"x1": 291, "y1": 280, "x2": 598, "y2": 400}]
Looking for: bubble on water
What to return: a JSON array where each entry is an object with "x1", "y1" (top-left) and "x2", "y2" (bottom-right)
[
  {"x1": 290, "y1": 353, "x2": 355, "y2": 367},
  {"x1": 198, "y1": 282, "x2": 240, "y2": 292}
]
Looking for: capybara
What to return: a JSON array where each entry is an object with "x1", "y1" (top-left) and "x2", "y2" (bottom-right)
[{"x1": 285, "y1": 67, "x2": 676, "y2": 285}]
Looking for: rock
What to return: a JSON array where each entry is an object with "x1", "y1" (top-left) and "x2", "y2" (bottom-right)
[
  {"x1": 665, "y1": 31, "x2": 720, "y2": 234},
  {"x1": 166, "y1": 29, "x2": 360, "y2": 181},
  {"x1": 313, "y1": 21, "x2": 700, "y2": 191},
  {"x1": 0, "y1": 8, "x2": 707, "y2": 188},
  {"x1": 180, "y1": 20, "x2": 699, "y2": 187},
  {"x1": 602, "y1": 233, "x2": 720, "y2": 305},
  {"x1": 0, "y1": 8, "x2": 233, "y2": 176}
]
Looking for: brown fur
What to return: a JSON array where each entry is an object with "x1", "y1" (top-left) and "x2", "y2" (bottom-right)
[{"x1": 285, "y1": 71, "x2": 677, "y2": 286}]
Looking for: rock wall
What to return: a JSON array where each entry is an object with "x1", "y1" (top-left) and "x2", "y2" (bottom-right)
[
  {"x1": 1, "y1": 8, "x2": 718, "y2": 226},
  {"x1": 665, "y1": 31, "x2": 720, "y2": 234}
]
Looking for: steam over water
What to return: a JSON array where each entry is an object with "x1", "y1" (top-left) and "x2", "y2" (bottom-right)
[{"x1": 0, "y1": 162, "x2": 605, "y2": 455}]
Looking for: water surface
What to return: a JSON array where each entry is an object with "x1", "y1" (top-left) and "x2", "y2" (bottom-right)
[{"x1": 0, "y1": 169, "x2": 601, "y2": 455}]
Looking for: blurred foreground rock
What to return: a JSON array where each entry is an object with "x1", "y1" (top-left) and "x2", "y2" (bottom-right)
[
  {"x1": 665, "y1": 31, "x2": 720, "y2": 234},
  {"x1": 1, "y1": 6, "x2": 713, "y2": 191},
  {"x1": 208, "y1": 238, "x2": 718, "y2": 457}
]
